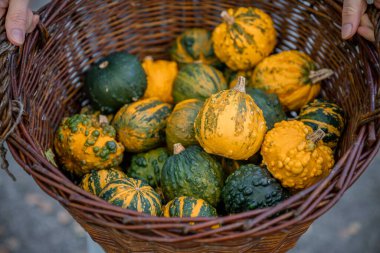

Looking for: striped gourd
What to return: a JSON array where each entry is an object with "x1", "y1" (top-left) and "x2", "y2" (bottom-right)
[
  {"x1": 99, "y1": 178, "x2": 162, "y2": 216},
  {"x1": 112, "y1": 98, "x2": 172, "y2": 152},
  {"x1": 162, "y1": 196, "x2": 217, "y2": 218},
  {"x1": 298, "y1": 99, "x2": 345, "y2": 149},
  {"x1": 80, "y1": 168, "x2": 126, "y2": 196},
  {"x1": 172, "y1": 63, "x2": 227, "y2": 103}
]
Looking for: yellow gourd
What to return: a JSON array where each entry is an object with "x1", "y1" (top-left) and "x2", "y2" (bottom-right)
[
  {"x1": 54, "y1": 114, "x2": 125, "y2": 176},
  {"x1": 261, "y1": 120, "x2": 334, "y2": 189},
  {"x1": 142, "y1": 56, "x2": 178, "y2": 103},
  {"x1": 194, "y1": 77, "x2": 267, "y2": 160},
  {"x1": 212, "y1": 7, "x2": 277, "y2": 71},
  {"x1": 250, "y1": 50, "x2": 333, "y2": 111}
]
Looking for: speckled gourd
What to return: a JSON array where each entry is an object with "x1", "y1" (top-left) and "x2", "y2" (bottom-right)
[
  {"x1": 142, "y1": 56, "x2": 178, "y2": 103},
  {"x1": 54, "y1": 114, "x2": 124, "y2": 176},
  {"x1": 112, "y1": 98, "x2": 172, "y2": 152},
  {"x1": 165, "y1": 99, "x2": 203, "y2": 152},
  {"x1": 250, "y1": 50, "x2": 334, "y2": 111},
  {"x1": 261, "y1": 120, "x2": 335, "y2": 189},
  {"x1": 222, "y1": 164, "x2": 288, "y2": 214},
  {"x1": 194, "y1": 77, "x2": 267, "y2": 160},
  {"x1": 99, "y1": 178, "x2": 162, "y2": 216},
  {"x1": 212, "y1": 7, "x2": 277, "y2": 71},
  {"x1": 169, "y1": 28, "x2": 221, "y2": 68}
]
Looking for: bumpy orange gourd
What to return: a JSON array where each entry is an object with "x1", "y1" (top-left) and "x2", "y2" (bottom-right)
[
  {"x1": 261, "y1": 120, "x2": 334, "y2": 189},
  {"x1": 212, "y1": 7, "x2": 277, "y2": 71},
  {"x1": 250, "y1": 50, "x2": 333, "y2": 111},
  {"x1": 142, "y1": 57, "x2": 178, "y2": 103},
  {"x1": 54, "y1": 114, "x2": 124, "y2": 176},
  {"x1": 194, "y1": 77, "x2": 267, "y2": 160}
]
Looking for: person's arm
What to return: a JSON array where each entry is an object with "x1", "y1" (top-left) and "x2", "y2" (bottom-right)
[
  {"x1": 0, "y1": 0, "x2": 39, "y2": 46},
  {"x1": 342, "y1": 0, "x2": 379, "y2": 42}
]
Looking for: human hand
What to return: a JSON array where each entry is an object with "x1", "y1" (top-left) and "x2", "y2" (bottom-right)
[
  {"x1": 342, "y1": 0, "x2": 380, "y2": 42},
  {"x1": 0, "y1": 0, "x2": 39, "y2": 46}
]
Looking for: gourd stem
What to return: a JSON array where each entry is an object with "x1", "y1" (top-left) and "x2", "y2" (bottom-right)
[
  {"x1": 221, "y1": 11, "x2": 235, "y2": 25},
  {"x1": 173, "y1": 143, "x2": 186, "y2": 155},
  {"x1": 309, "y1": 69, "x2": 334, "y2": 84},
  {"x1": 233, "y1": 76, "x2": 246, "y2": 93},
  {"x1": 99, "y1": 61, "x2": 109, "y2": 69},
  {"x1": 306, "y1": 128, "x2": 326, "y2": 143},
  {"x1": 144, "y1": 55, "x2": 154, "y2": 61}
]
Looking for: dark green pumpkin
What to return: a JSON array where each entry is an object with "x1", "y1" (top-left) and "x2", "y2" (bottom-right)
[
  {"x1": 298, "y1": 99, "x2": 345, "y2": 149},
  {"x1": 162, "y1": 196, "x2": 217, "y2": 218},
  {"x1": 222, "y1": 164, "x2": 288, "y2": 214},
  {"x1": 165, "y1": 99, "x2": 203, "y2": 152},
  {"x1": 128, "y1": 147, "x2": 169, "y2": 188},
  {"x1": 172, "y1": 63, "x2": 227, "y2": 103},
  {"x1": 246, "y1": 87, "x2": 287, "y2": 130},
  {"x1": 99, "y1": 178, "x2": 162, "y2": 216},
  {"x1": 85, "y1": 52, "x2": 147, "y2": 114},
  {"x1": 169, "y1": 28, "x2": 222, "y2": 68},
  {"x1": 161, "y1": 144, "x2": 224, "y2": 207}
]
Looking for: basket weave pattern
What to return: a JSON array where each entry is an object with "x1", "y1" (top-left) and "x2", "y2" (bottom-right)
[{"x1": 0, "y1": 0, "x2": 380, "y2": 252}]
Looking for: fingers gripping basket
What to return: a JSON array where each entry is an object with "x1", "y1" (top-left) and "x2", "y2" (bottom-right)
[{"x1": 1, "y1": 0, "x2": 380, "y2": 252}]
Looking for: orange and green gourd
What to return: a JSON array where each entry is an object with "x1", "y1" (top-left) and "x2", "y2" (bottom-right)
[
  {"x1": 261, "y1": 120, "x2": 335, "y2": 189},
  {"x1": 161, "y1": 144, "x2": 224, "y2": 207},
  {"x1": 54, "y1": 114, "x2": 124, "y2": 176},
  {"x1": 250, "y1": 50, "x2": 334, "y2": 111},
  {"x1": 165, "y1": 99, "x2": 203, "y2": 152},
  {"x1": 194, "y1": 77, "x2": 267, "y2": 160},
  {"x1": 112, "y1": 98, "x2": 172, "y2": 153},
  {"x1": 172, "y1": 63, "x2": 227, "y2": 103},
  {"x1": 169, "y1": 28, "x2": 221, "y2": 68},
  {"x1": 99, "y1": 178, "x2": 162, "y2": 216},
  {"x1": 162, "y1": 196, "x2": 217, "y2": 218},
  {"x1": 80, "y1": 168, "x2": 127, "y2": 196},
  {"x1": 142, "y1": 56, "x2": 178, "y2": 103},
  {"x1": 84, "y1": 52, "x2": 147, "y2": 114},
  {"x1": 222, "y1": 164, "x2": 288, "y2": 214},
  {"x1": 298, "y1": 99, "x2": 345, "y2": 149},
  {"x1": 128, "y1": 147, "x2": 169, "y2": 189},
  {"x1": 212, "y1": 7, "x2": 277, "y2": 71}
]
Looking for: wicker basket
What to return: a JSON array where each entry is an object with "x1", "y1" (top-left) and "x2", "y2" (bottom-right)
[{"x1": 0, "y1": 0, "x2": 379, "y2": 252}]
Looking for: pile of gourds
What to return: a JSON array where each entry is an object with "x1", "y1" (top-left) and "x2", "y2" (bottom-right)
[{"x1": 53, "y1": 7, "x2": 345, "y2": 219}]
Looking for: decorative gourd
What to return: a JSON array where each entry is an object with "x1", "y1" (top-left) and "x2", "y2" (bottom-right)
[
  {"x1": 54, "y1": 114, "x2": 124, "y2": 176},
  {"x1": 194, "y1": 77, "x2": 267, "y2": 160},
  {"x1": 261, "y1": 120, "x2": 335, "y2": 189},
  {"x1": 298, "y1": 99, "x2": 345, "y2": 149},
  {"x1": 212, "y1": 7, "x2": 277, "y2": 71},
  {"x1": 128, "y1": 147, "x2": 169, "y2": 188},
  {"x1": 162, "y1": 196, "x2": 217, "y2": 218},
  {"x1": 169, "y1": 28, "x2": 221, "y2": 68},
  {"x1": 161, "y1": 144, "x2": 224, "y2": 207},
  {"x1": 99, "y1": 178, "x2": 162, "y2": 216},
  {"x1": 166, "y1": 99, "x2": 203, "y2": 152},
  {"x1": 142, "y1": 57, "x2": 178, "y2": 103},
  {"x1": 112, "y1": 98, "x2": 172, "y2": 152},
  {"x1": 80, "y1": 168, "x2": 127, "y2": 196},
  {"x1": 84, "y1": 52, "x2": 147, "y2": 114},
  {"x1": 172, "y1": 63, "x2": 227, "y2": 103},
  {"x1": 246, "y1": 88, "x2": 287, "y2": 130},
  {"x1": 222, "y1": 164, "x2": 288, "y2": 214},
  {"x1": 250, "y1": 50, "x2": 334, "y2": 111}
]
